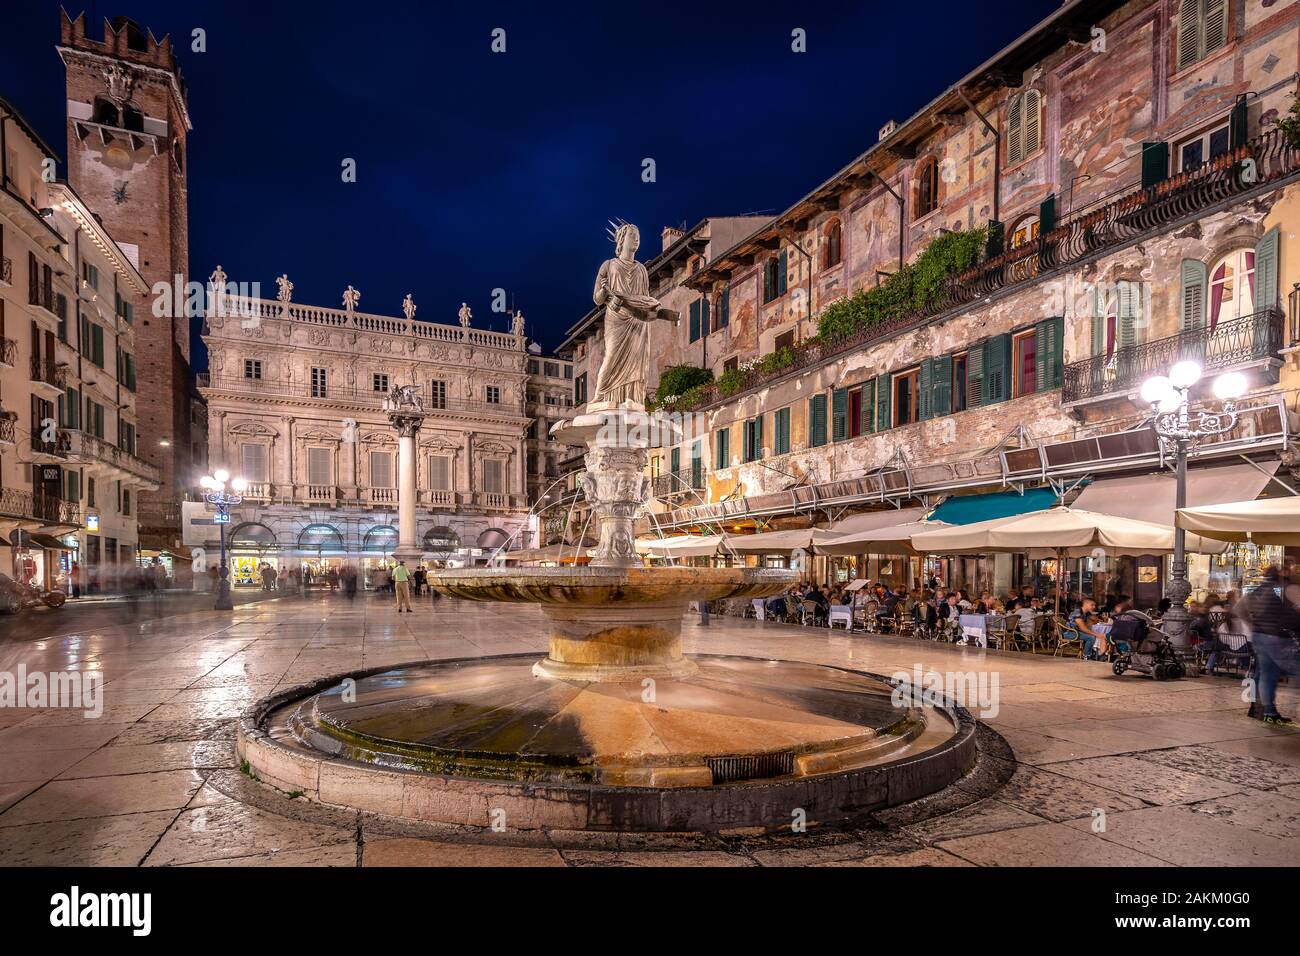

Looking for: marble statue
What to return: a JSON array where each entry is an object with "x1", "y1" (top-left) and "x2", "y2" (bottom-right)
[
  {"x1": 591, "y1": 223, "x2": 678, "y2": 408},
  {"x1": 402, "y1": 294, "x2": 417, "y2": 321},
  {"x1": 458, "y1": 302, "x2": 472, "y2": 328},
  {"x1": 343, "y1": 285, "x2": 361, "y2": 314},
  {"x1": 511, "y1": 310, "x2": 526, "y2": 337},
  {"x1": 275, "y1": 274, "x2": 293, "y2": 304},
  {"x1": 384, "y1": 383, "x2": 424, "y2": 415}
]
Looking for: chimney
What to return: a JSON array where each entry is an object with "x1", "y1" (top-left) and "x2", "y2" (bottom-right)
[{"x1": 661, "y1": 226, "x2": 685, "y2": 252}]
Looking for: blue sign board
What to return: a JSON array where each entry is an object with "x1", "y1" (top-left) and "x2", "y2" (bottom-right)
[{"x1": 213, "y1": 512, "x2": 231, "y2": 524}]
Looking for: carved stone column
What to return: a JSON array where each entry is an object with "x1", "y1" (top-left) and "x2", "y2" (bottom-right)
[
  {"x1": 583, "y1": 442, "x2": 650, "y2": 568},
  {"x1": 389, "y1": 412, "x2": 423, "y2": 563}
]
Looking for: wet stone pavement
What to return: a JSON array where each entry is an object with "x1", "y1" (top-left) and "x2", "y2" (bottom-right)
[{"x1": 0, "y1": 591, "x2": 1297, "y2": 866}]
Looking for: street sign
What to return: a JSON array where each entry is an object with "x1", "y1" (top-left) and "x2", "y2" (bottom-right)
[
  {"x1": 213, "y1": 512, "x2": 231, "y2": 524},
  {"x1": 85, "y1": 514, "x2": 100, "y2": 532}
]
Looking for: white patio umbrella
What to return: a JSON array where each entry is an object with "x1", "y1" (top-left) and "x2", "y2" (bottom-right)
[
  {"x1": 909, "y1": 506, "x2": 1227, "y2": 613},
  {"x1": 723, "y1": 527, "x2": 840, "y2": 555},
  {"x1": 1175, "y1": 497, "x2": 1300, "y2": 545},
  {"x1": 635, "y1": 534, "x2": 726, "y2": 558},
  {"x1": 817, "y1": 518, "x2": 952, "y2": 556}
]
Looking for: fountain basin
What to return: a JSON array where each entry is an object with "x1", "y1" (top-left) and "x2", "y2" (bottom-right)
[{"x1": 428, "y1": 566, "x2": 797, "y2": 682}]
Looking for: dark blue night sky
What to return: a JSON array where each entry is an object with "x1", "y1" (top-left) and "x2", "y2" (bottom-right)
[{"x1": 2, "y1": 0, "x2": 1061, "y2": 369}]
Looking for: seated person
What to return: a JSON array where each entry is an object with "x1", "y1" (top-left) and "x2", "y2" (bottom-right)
[
  {"x1": 765, "y1": 594, "x2": 787, "y2": 619},
  {"x1": 1067, "y1": 598, "x2": 1109, "y2": 659},
  {"x1": 1015, "y1": 598, "x2": 1041, "y2": 636},
  {"x1": 913, "y1": 592, "x2": 937, "y2": 629}
]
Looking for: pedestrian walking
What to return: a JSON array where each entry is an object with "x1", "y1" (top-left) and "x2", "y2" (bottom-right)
[{"x1": 392, "y1": 560, "x2": 413, "y2": 612}]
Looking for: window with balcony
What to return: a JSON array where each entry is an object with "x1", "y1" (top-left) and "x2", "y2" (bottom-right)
[
  {"x1": 122, "y1": 488, "x2": 130, "y2": 516},
  {"x1": 79, "y1": 318, "x2": 104, "y2": 369},
  {"x1": 244, "y1": 359, "x2": 262, "y2": 380},
  {"x1": 59, "y1": 386, "x2": 80, "y2": 429},
  {"x1": 428, "y1": 454, "x2": 452, "y2": 491},
  {"x1": 430, "y1": 379, "x2": 447, "y2": 409},
  {"x1": 369, "y1": 450, "x2": 393, "y2": 488},
  {"x1": 482, "y1": 458, "x2": 504, "y2": 494},
  {"x1": 1006, "y1": 89, "x2": 1043, "y2": 166},
  {"x1": 1176, "y1": 119, "x2": 1230, "y2": 173},
  {"x1": 914, "y1": 158, "x2": 939, "y2": 219},
  {"x1": 372, "y1": 373, "x2": 389, "y2": 393},
  {"x1": 84, "y1": 398, "x2": 105, "y2": 438},
  {"x1": 307, "y1": 447, "x2": 331, "y2": 486},
  {"x1": 774, "y1": 330, "x2": 795, "y2": 352},
  {"x1": 241, "y1": 443, "x2": 268, "y2": 483},
  {"x1": 1209, "y1": 249, "x2": 1255, "y2": 330},
  {"x1": 311, "y1": 366, "x2": 328, "y2": 398},
  {"x1": 1176, "y1": 0, "x2": 1228, "y2": 72},
  {"x1": 121, "y1": 421, "x2": 135, "y2": 455},
  {"x1": 81, "y1": 261, "x2": 98, "y2": 291}
]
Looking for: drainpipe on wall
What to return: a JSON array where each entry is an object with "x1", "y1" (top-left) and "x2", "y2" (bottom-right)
[{"x1": 957, "y1": 87, "x2": 1000, "y2": 225}]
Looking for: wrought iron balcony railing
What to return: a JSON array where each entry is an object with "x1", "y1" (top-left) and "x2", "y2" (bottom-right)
[
  {"x1": 29, "y1": 355, "x2": 68, "y2": 391},
  {"x1": 57, "y1": 429, "x2": 163, "y2": 486},
  {"x1": 653, "y1": 466, "x2": 706, "y2": 499},
  {"x1": 672, "y1": 127, "x2": 1299, "y2": 413},
  {"x1": 1062, "y1": 308, "x2": 1283, "y2": 404},
  {"x1": 201, "y1": 374, "x2": 524, "y2": 416},
  {"x1": 0, "y1": 413, "x2": 14, "y2": 445},
  {"x1": 0, "y1": 488, "x2": 79, "y2": 526}
]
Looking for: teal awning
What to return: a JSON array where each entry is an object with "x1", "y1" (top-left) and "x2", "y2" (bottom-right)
[{"x1": 930, "y1": 487, "x2": 1058, "y2": 526}]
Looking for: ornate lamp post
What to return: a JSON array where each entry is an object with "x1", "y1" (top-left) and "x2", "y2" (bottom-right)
[
  {"x1": 200, "y1": 469, "x2": 247, "y2": 611},
  {"x1": 1140, "y1": 361, "x2": 1247, "y2": 668}
]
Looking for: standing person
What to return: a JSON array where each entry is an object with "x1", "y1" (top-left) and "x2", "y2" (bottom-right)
[
  {"x1": 1244, "y1": 566, "x2": 1300, "y2": 724},
  {"x1": 328, "y1": 566, "x2": 340, "y2": 592},
  {"x1": 344, "y1": 563, "x2": 358, "y2": 599},
  {"x1": 70, "y1": 561, "x2": 82, "y2": 599},
  {"x1": 412, "y1": 565, "x2": 426, "y2": 597},
  {"x1": 392, "y1": 560, "x2": 413, "y2": 613}
]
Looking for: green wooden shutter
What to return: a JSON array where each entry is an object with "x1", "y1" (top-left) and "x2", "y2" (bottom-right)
[
  {"x1": 809, "y1": 393, "x2": 827, "y2": 447},
  {"x1": 917, "y1": 359, "x2": 932, "y2": 421},
  {"x1": 831, "y1": 388, "x2": 848, "y2": 441},
  {"x1": 966, "y1": 343, "x2": 985, "y2": 409},
  {"x1": 1038, "y1": 194, "x2": 1057, "y2": 234},
  {"x1": 1035, "y1": 316, "x2": 1064, "y2": 392},
  {"x1": 670, "y1": 446, "x2": 680, "y2": 475},
  {"x1": 1177, "y1": 0, "x2": 1200, "y2": 71},
  {"x1": 777, "y1": 251, "x2": 788, "y2": 296},
  {"x1": 1180, "y1": 259, "x2": 1208, "y2": 329},
  {"x1": 860, "y1": 379, "x2": 876, "y2": 434},
  {"x1": 775, "y1": 407, "x2": 790, "y2": 455},
  {"x1": 762, "y1": 263, "x2": 773, "y2": 302},
  {"x1": 931, "y1": 354, "x2": 952, "y2": 417},
  {"x1": 715, "y1": 428, "x2": 729, "y2": 470},
  {"x1": 875, "y1": 373, "x2": 892, "y2": 431},
  {"x1": 1204, "y1": 0, "x2": 1227, "y2": 56},
  {"x1": 1117, "y1": 281, "x2": 1140, "y2": 348},
  {"x1": 1090, "y1": 283, "x2": 1106, "y2": 356},
  {"x1": 718, "y1": 289, "x2": 729, "y2": 328},
  {"x1": 982, "y1": 333, "x2": 1011, "y2": 405},
  {"x1": 1229, "y1": 95, "x2": 1248, "y2": 150},
  {"x1": 1140, "y1": 142, "x2": 1169, "y2": 188},
  {"x1": 701, "y1": 296, "x2": 710, "y2": 336},
  {"x1": 1255, "y1": 226, "x2": 1280, "y2": 311},
  {"x1": 688, "y1": 300, "x2": 700, "y2": 342},
  {"x1": 986, "y1": 220, "x2": 1005, "y2": 259},
  {"x1": 752, "y1": 417, "x2": 763, "y2": 459}
]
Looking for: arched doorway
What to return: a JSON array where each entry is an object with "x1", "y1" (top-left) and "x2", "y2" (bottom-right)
[{"x1": 227, "y1": 522, "x2": 278, "y2": 589}]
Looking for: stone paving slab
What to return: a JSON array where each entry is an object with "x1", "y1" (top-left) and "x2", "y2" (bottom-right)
[{"x1": 2, "y1": 594, "x2": 1299, "y2": 866}]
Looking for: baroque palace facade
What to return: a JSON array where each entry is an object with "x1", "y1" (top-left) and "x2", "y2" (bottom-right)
[
  {"x1": 196, "y1": 289, "x2": 536, "y2": 583},
  {"x1": 559, "y1": 0, "x2": 1300, "y2": 605}
]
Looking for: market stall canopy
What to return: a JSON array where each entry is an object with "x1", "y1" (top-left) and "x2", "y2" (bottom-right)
[
  {"x1": 818, "y1": 518, "x2": 952, "y2": 556},
  {"x1": 1175, "y1": 496, "x2": 1300, "y2": 544},
  {"x1": 503, "y1": 541, "x2": 595, "y2": 563},
  {"x1": 635, "y1": 534, "x2": 725, "y2": 558},
  {"x1": 908, "y1": 507, "x2": 1227, "y2": 557},
  {"x1": 1071, "y1": 461, "x2": 1279, "y2": 526}
]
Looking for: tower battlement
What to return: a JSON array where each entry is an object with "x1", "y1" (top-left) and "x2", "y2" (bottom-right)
[{"x1": 59, "y1": 11, "x2": 183, "y2": 80}]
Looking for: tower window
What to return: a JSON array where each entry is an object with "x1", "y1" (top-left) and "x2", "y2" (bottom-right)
[{"x1": 914, "y1": 159, "x2": 939, "y2": 219}]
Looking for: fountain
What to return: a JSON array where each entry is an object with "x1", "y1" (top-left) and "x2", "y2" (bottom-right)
[{"x1": 235, "y1": 224, "x2": 976, "y2": 832}]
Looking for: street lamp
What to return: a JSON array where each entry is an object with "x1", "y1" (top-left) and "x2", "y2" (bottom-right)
[
  {"x1": 201, "y1": 469, "x2": 247, "y2": 611},
  {"x1": 1141, "y1": 361, "x2": 1247, "y2": 669}
]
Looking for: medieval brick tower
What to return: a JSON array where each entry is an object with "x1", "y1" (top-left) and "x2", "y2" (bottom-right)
[{"x1": 58, "y1": 12, "x2": 193, "y2": 549}]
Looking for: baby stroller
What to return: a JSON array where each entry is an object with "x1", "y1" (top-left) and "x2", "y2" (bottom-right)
[{"x1": 1109, "y1": 614, "x2": 1186, "y2": 680}]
